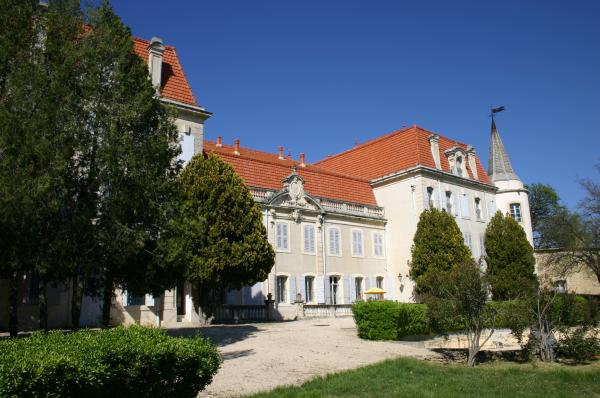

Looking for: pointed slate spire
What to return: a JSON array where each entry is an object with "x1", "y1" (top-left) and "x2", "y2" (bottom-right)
[{"x1": 488, "y1": 117, "x2": 519, "y2": 182}]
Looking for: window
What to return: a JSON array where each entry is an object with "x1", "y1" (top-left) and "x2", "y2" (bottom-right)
[
  {"x1": 510, "y1": 203, "x2": 522, "y2": 222},
  {"x1": 329, "y1": 276, "x2": 340, "y2": 305},
  {"x1": 376, "y1": 276, "x2": 384, "y2": 289},
  {"x1": 488, "y1": 199, "x2": 496, "y2": 216},
  {"x1": 328, "y1": 227, "x2": 341, "y2": 256},
  {"x1": 463, "y1": 232, "x2": 473, "y2": 252},
  {"x1": 479, "y1": 233, "x2": 485, "y2": 258},
  {"x1": 351, "y1": 229, "x2": 363, "y2": 257},
  {"x1": 373, "y1": 232, "x2": 384, "y2": 257},
  {"x1": 355, "y1": 277, "x2": 363, "y2": 301},
  {"x1": 276, "y1": 276, "x2": 287, "y2": 303},
  {"x1": 427, "y1": 186, "x2": 435, "y2": 209},
  {"x1": 24, "y1": 271, "x2": 39, "y2": 305},
  {"x1": 445, "y1": 191, "x2": 453, "y2": 214},
  {"x1": 302, "y1": 224, "x2": 315, "y2": 254},
  {"x1": 127, "y1": 293, "x2": 145, "y2": 306},
  {"x1": 455, "y1": 156, "x2": 464, "y2": 177},
  {"x1": 275, "y1": 222, "x2": 289, "y2": 251},
  {"x1": 554, "y1": 280, "x2": 567, "y2": 294},
  {"x1": 475, "y1": 197, "x2": 482, "y2": 220},
  {"x1": 305, "y1": 276, "x2": 314, "y2": 302},
  {"x1": 461, "y1": 194, "x2": 470, "y2": 218}
]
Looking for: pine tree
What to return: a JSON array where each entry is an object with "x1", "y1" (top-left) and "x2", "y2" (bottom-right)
[
  {"x1": 162, "y1": 153, "x2": 275, "y2": 317},
  {"x1": 409, "y1": 208, "x2": 472, "y2": 295},
  {"x1": 484, "y1": 211, "x2": 537, "y2": 300}
]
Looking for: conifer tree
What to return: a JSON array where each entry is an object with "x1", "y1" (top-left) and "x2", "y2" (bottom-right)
[
  {"x1": 409, "y1": 208, "x2": 472, "y2": 295},
  {"x1": 484, "y1": 211, "x2": 537, "y2": 300},
  {"x1": 162, "y1": 153, "x2": 275, "y2": 317}
]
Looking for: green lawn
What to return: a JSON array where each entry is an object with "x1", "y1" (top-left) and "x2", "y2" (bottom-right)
[{"x1": 248, "y1": 357, "x2": 600, "y2": 398}]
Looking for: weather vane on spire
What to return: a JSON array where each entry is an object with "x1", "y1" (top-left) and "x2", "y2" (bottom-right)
[{"x1": 490, "y1": 105, "x2": 505, "y2": 119}]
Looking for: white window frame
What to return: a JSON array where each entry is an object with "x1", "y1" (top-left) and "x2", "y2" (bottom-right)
[
  {"x1": 510, "y1": 203, "x2": 522, "y2": 222},
  {"x1": 301, "y1": 223, "x2": 316, "y2": 255},
  {"x1": 275, "y1": 221, "x2": 291, "y2": 252},
  {"x1": 328, "y1": 226, "x2": 342, "y2": 256},
  {"x1": 372, "y1": 231, "x2": 385, "y2": 258},
  {"x1": 461, "y1": 193, "x2": 471, "y2": 219},
  {"x1": 354, "y1": 275, "x2": 364, "y2": 301},
  {"x1": 276, "y1": 274, "x2": 289, "y2": 304},
  {"x1": 351, "y1": 228, "x2": 364, "y2": 257},
  {"x1": 304, "y1": 274, "x2": 316, "y2": 303}
]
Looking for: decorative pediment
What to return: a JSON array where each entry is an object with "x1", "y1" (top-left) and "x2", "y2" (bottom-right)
[
  {"x1": 266, "y1": 166, "x2": 321, "y2": 213},
  {"x1": 444, "y1": 146, "x2": 467, "y2": 177}
]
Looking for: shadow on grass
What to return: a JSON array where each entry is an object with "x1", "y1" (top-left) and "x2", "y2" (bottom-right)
[{"x1": 431, "y1": 348, "x2": 529, "y2": 364}]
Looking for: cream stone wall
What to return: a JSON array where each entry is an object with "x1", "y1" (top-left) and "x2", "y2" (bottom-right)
[
  {"x1": 535, "y1": 252, "x2": 600, "y2": 296},
  {"x1": 373, "y1": 169, "x2": 497, "y2": 302},
  {"x1": 494, "y1": 179, "x2": 534, "y2": 245}
]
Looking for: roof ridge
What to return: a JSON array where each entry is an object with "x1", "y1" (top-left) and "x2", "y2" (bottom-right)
[
  {"x1": 205, "y1": 140, "x2": 372, "y2": 183},
  {"x1": 313, "y1": 126, "x2": 413, "y2": 165}
]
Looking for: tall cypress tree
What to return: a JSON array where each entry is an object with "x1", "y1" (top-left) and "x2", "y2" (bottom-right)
[
  {"x1": 484, "y1": 211, "x2": 537, "y2": 300},
  {"x1": 409, "y1": 208, "x2": 472, "y2": 295},
  {"x1": 162, "y1": 153, "x2": 275, "y2": 318}
]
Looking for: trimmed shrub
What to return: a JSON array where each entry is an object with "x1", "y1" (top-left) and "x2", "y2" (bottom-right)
[
  {"x1": 556, "y1": 327, "x2": 600, "y2": 363},
  {"x1": 352, "y1": 301, "x2": 401, "y2": 340},
  {"x1": 397, "y1": 303, "x2": 431, "y2": 337},
  {"x1": 0, "y1": 325, "x2": 220, "y2": 398}
]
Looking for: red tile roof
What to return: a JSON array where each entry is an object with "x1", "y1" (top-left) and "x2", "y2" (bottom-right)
[
  {"x1": 204, "y1": 141, "x2": 378, "y2": 206},
  {"x1": 314, "y1": 125, "x2": 491, "y2": 184},
  {"x1": 133, "y1": 38, "x2": 197, "y2": 106}
]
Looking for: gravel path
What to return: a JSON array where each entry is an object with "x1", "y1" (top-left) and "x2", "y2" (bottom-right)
[{"x1": 178, "y1": 317, "x2": 440, "y2": 397}]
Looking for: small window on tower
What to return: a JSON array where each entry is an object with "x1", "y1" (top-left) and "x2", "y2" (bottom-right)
[{"x1": 510, "y1": 203, "x2": 522, "y2": 222}]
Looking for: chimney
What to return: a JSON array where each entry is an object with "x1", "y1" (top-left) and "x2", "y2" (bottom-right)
[
  {"x1": 216, "y1": 136, "x2": 223, "y2": 147},
  {"x1": 467, "y1": 145, "x2": 478, "y2": 180},
  {"x1": 299, "y1": 153, "x2": 306, "y2": 167},
  {"x1": 428, "y1": 134, "x2": 441, "y2": 169},
  {"x1": 233, "y1": 139, "x2": 240, "y2": 155},
  {"x1": 278, "y1": 146, "x2": 284, "y2": 160},
  {"x1": 148, "y1": 37, "x2": 165, "y2": 92}
]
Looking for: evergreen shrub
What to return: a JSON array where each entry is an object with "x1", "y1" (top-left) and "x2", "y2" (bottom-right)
[
  {"x1": 0, "y1": 326, "x2": 220, "y2": 398},
  {"x1": 556, "y1": 327, "x2": 600, "y2": 363},
  {"x1": 353, "y1": 300, "x2": 526, "y2": 341}
]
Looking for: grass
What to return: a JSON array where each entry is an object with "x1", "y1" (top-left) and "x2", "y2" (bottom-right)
[{"x1": 248, "y1": 357, "x2": 600, "y2": 398}]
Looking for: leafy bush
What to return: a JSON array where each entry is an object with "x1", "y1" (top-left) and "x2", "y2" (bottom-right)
[
  {"x1": 0, "y1": 326, "x2": 220, "y2": 398},
  {"x1": 353, "y1": 300, "x2": 534, "y2": 342},
  {"x1": 556, "y1": 327, "x2": 600, "y2": 363},
  {"x1": 352, "y1": 301, "x2": 402, "y2": 340}
]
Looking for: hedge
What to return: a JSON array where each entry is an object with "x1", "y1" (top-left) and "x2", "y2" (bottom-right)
[
  {"x1": 352, "y1": 300, "x2": 530, "y2": 341},
  {"x1": 0, "y1": 325, "x2": 220, "y2": 398}
]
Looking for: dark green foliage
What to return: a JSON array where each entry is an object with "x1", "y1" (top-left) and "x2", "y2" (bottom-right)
[
  {"x1": 352, "y1": 301, "x2": 430, "y2": 340},
  {"x1": 0, "y1": 326, "x2": 220, "y2": 397},
  {"x1": 409, "y1": 208, "x2": 472, "y2": 294},
  {"x1": 485, "y1": 211, "x2": 537, "y2": 300},
  {"x1": 556, "y1": 327, "x2": 600, "y2": 363},
  {"x1": 527, "y1": 183, "x2": 570, "y2": 249},
  {"x1": 162, "y1": 153, "x2": 274, "y2": 313}
]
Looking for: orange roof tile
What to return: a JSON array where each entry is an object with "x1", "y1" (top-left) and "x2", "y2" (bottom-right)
[
  {"x1": 133, "y1": 38, "x2": 197, "y2": 106},
  {"x1": 314, "y1": 125, "x2": 491, "y2": 184},
  {"x1": 204, "y1": 141, "x2": 378, "y2": 206}
]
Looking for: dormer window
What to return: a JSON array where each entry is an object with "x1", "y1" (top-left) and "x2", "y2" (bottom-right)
[
  {"x1": 444, "y1": 147, "x2": 468, "y2": 178},
  {"x1": 455, "y1": 156, "x2": 463, "y2": 177}
]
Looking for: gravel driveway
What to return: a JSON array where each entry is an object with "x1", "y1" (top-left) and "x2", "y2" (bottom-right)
[{"x1": 173, "y1": 317, "x2": 439, "y2": 397}]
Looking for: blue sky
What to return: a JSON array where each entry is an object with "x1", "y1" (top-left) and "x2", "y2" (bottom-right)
[{"x1": 112, "y1": 0, "x2": 600, "y2": 208}]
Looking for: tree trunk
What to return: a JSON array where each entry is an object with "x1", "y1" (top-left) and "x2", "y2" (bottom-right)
[
  {"x1": 101, "y1": 278, "x2": 113, "y2": 328},
  {"x1": 8, "y1": 270, "x2": 20, "y2": 337},
  {"x1": 38, "y1": 277, "x2": 48, "y2": 331},
  {"x1": 70, "y1": 273, "x2": 83, "y2": 330}
]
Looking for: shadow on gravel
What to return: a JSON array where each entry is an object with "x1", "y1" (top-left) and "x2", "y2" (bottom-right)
[
  {"x1": 221, "y1": 349, "x2": 255, "y2": 361},
  {"x1": 168, "y1": 324, "x2": 261, "y2": 347}
]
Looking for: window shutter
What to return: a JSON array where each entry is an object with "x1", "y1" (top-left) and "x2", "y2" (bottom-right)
[
  {"x1": 441, "y1": 191, "x2": 448, "y2": 212},
  {"x1": 309, "y1": 226, "x2": 315, "y2": 253},
  {"x1": 300, "y1": 276, "x2": 307, "y2": 303},
  {"x1": 488, "y1": 199, "x2": 496, "y2": 216},
  {"x1": 303, "y1": 225, "x2": 309, "y2": 252},
  {"x1": 479, "y1": 234, "x2": 485, "y2": 257},
  {"x1": 349, "y1": 277, "x2": 357, "y2": 302},
  {"x1": 145, "y1": 294, "x2": 154, "y2": 307},
  {"x1": 385, "y1": 274, "x2": 393, "y2": 300},
  {"x1": 242, "y1": 286, "x2": 252, "y2": 305},
  {"x1": 423, "y1": 186, "x2": 430, "y2": 210},
  {"x1": 343, "y1": 276, "x2": 351, "y2": 304},
  {"x1": 324, "y1": 277, "x2": 332, "y2": 304},
  {"x1": 365, "y1": 277, "x2": 371, "y2": 290},
  {"x1": 282, "y1": 224, "x2": 288, "y2": 249},
  {"x1": 329, "y1": 229, "x2": 335, "y2": 254},
  {"x1": 316, "y1": 276, "x2": 325, "y2": 303},
  {"x1": 276, "y1": 223, "x2": 282, "y2": 249},
  {"x1": 461, "y1": 194, "x2": 470, "y2": 217},
  {"x1": 289, "y1": 276, "x2": 297, "y2": 303},
  {"x1": 179, "y1": 133, "x2": 195, "y2": 165},
  {"x1": 453, "y1": 193, "x2": 459, "y2": 216}
]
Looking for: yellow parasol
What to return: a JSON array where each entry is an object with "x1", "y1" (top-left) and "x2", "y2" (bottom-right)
[{"x1": 364, "y1": 287, "x2": 386, "y2": 295}]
